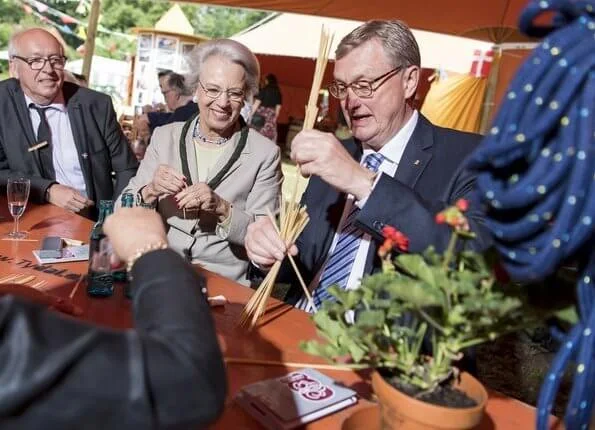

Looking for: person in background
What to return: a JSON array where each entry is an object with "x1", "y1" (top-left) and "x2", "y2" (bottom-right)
[
  {"x1": 0, "y1": 28, "x2": 138, "y2": 218},
  {"x1": 245, "y1": 20, "x2": 491, "y2": 310},
  {"x1": 137, "y1": 71, "x2": 198, "y2": 135},
  {"x1": 251, "y1": 73, "x2": 282, "y2": 142},
  {"x1": 122, "y1": 39, "x2": 282, "y2": 285}
]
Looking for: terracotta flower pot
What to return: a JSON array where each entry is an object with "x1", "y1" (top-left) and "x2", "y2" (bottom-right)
[{"x1": 371, "y1": 370, "x2": 488, "y2": 430}]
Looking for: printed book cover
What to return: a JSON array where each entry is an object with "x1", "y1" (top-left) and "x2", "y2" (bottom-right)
[{"x1": 236, "y1": 368, "x2": 358, "y2": 429}]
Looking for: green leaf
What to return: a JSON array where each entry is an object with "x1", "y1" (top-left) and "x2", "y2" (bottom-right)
[
  {"x1": 355, "y1": 310, "x2": 385, "y2": 328},
  {"x1": 394, "y1": 254, "x2": 436, "y2": 286}
]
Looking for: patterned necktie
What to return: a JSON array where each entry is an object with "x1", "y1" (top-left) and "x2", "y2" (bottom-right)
[
  {"x1": 29, "y1": 104, "x2": 56, "y2": 179},
  {"x1": 311, "y1": 152, "x2": 385, "y2": 309}
]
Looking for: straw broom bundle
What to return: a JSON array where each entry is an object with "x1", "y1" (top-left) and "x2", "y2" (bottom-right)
[{"x1": 239, "y1": 26, "x2": 334, "y2": 328}]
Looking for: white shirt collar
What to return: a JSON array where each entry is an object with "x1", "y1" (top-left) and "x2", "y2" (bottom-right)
[
  {"x1": 24, "y1": 94, "x2": 67, "y2": 112},
  {"x1": 362, "y1": 110, "x2": 419, "y2": 164}
]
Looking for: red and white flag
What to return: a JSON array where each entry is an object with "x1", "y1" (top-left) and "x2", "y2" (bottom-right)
[{"x1": 470, "y1": 50, "x2": 494, "y2": 78}]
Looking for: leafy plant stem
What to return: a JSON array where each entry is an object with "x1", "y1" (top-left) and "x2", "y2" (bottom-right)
[{"x1": 418, "y1": 308, "x2": 446, "y2": 334}]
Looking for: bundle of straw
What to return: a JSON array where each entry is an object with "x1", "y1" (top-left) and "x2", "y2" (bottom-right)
[{"x1": 239, "y1": 26, "x2": 334, "y2": 329}]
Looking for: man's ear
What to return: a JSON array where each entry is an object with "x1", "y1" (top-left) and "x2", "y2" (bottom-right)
[
  {"x1": 403, "y1": 65, "x2": 420, "y2": 100},
  {"x1": 9, "y1": 61, "x2": 18, "y2": 79}
]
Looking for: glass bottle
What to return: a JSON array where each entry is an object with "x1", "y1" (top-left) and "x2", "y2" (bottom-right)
[
  {"x1": 113, "y1": 193, "x2": 134, "y2": 292},
  {"x1": 87, "y1": 200, "x2": 114, "y2": 297}
]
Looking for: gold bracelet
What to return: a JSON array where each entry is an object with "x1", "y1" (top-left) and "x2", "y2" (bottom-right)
[{"x1": 126, "y1": 241, "x2": 169, "y2": 276}]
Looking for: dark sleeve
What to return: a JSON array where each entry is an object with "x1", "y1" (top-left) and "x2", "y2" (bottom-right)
[
  {"x1": 0, "y1": 90, "x2": 54, "y2": 203},
  {"x1": 100, "y1": 95, "x2": 138, "y2": 198},
  {"x1": 354, "y1": 163, "x2": 492, "y2": 253},
  {"x1": 0, "y1": 139, "x2": 54, "y2": 204},
  {"x1": 147, "y1": 111, "x2": 174, "y2": 131},
  {"x1": 0, "y1": 249, "x2": 226, "y2": 429}
]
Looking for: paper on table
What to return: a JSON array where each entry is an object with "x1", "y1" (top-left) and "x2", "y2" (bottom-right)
[{"x1": 33, "y1": 245, "x2": 89, "y2": 264}]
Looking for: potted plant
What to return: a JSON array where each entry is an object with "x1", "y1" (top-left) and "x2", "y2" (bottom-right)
[{"x1": 301, "y1": 200, "x2": 559, "y2": 429}]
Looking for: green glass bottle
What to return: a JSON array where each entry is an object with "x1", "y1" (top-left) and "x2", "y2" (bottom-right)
[
  {"x1": 87, "y1": 200, "x2": 114, "y2": 297},
  {"x1": 114, "y1": 193, "x2": 134, "y2": 295}
]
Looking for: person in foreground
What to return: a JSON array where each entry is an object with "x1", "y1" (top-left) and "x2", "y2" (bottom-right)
[
  {"x1": 0, "y1": 28, "x2": 137, "y2": 218},
  {"x1": 123, "y1": 39, "x2": 282, "y2": 285},
  {"x1": 245, "y1": 20, "x2": 491, "y2": 311},
  {"x1": 0, "y1": 208, "x2": 226, "y2": 429}
]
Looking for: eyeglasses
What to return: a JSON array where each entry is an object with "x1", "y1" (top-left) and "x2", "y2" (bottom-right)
[
  {"x1": 11, "y1": 55, "x2": 67, "y2": 71},
  {"x1": 328, "y1": 66, "x2": 404, "y2": 100},
  {"x1": 198, "y1": 81, "x2": 245, "y2": 102}
]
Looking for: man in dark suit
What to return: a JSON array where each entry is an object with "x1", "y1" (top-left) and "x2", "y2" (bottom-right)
[
  {"x1": 0, "y1": 28, "x2": 137, "y2": 217},
  {"x1": 245, "y1": 20, "x2": 491, "y2": 310},
  {"x1": 0, "y1": 208, "x2": 226, "y2": 429}
]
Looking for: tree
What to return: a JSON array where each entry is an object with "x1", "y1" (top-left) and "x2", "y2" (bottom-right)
[{"x1": 188, "y1": 6, "x2": 269, "y2": 38}]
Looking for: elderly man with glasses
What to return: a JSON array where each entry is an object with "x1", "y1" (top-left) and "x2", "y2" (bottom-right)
[
  {"x1": 0, "y1": 28, "x2": 137, "y2": 219},
  {"x1": 245, "y1": 20, "x2": 492, "y2": 310}
]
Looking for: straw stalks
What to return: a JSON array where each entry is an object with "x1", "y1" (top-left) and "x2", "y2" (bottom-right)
[{"x1": 239, "y1": 26, "x2": 334, "y2": 329}]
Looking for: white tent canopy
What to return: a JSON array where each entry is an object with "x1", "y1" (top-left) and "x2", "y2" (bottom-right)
[{"x1": 232, "y1": 13, "x2": 493, "y2": 74}]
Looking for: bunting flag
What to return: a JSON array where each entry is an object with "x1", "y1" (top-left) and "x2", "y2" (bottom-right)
[
  {"x1": 61, "y1": 14, "x2": 77, "y2": 24},
  {"x1": 32, "y1": 0, "x2": 48, "y2": 13},
  {"x1": 76, "y1": 24, "x2": 86, "y2": 40},
  {"x1": 17, "y1": 0, "x2": 135, "y2": 41}
]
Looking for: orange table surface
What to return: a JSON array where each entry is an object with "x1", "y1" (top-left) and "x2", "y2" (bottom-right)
[{"x1": 0, "y1": 202, "x2": 562, "y2": 429}]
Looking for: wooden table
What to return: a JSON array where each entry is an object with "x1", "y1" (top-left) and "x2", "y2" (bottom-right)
[{"x1": 0, "y1": 202, "x2": 562, "y2": 429}]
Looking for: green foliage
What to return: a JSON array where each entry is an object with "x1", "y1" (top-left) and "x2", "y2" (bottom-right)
[
  {"x1": 100, "y1": 0, "x2": 171, "y2": 32},
  {"x1": 302, "y1": 207, "x2": 574, "y2": 392},
  {"x1": 0, "y1": 0, "x2": 270, "y2": 61},
  {"x1": 188, "y1": 6, "x2": 269, "y2": 38}
]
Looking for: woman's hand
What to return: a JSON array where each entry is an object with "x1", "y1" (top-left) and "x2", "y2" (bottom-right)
[
  {"x1": 175, "y1": 183, "x2": 230, "y2": 221},
  {"x1": 143, "y1": 164, "x2": 186, "y2": 202}
]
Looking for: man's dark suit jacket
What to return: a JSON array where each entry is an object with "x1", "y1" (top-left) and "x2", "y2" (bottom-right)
[
  {"x1": 0, "y1": 78, "x2": 138, "y2": 209},
  {"x1": 282, "y1": 114, "x2": 491, "y2": 304},
  {"x1": 147, "y1": 101, "x2": 199, "y2": 132},
  {"x1": 0, "y1": 249, "x2": 226, "y2": 429}
]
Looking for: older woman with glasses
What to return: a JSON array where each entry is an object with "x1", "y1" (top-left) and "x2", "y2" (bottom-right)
[{"x1": 121, "y1": 39, "x2": 282, "y2": 285}]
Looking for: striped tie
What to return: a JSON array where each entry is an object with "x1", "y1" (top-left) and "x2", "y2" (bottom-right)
[{"x1": 310, "y1": 152, "x2": 384, "y2": 309}]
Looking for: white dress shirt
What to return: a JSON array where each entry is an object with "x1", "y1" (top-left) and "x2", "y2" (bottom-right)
[
  {"x1": 297, "y1": 111, "x2": 419, "y2": 312},
  {"x1": 25, "y1": 95, "x2": 87, "y2": 197}
]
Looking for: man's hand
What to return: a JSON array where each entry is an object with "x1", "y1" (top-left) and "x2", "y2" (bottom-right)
[
  {"x1": 103, "y1": 207, "x2": 167, "y2": 263},
  {"x1": 245, "y1": 216, "x2": 298, "y2": 270},
  {"x1": 290, "y1": 129, "x2": 376, "y2": 200},
  {"x1": 175, "y1": 183, "x2": 229, "y2": 220},
  {"x1": 47, "y1": 184, "x2": 93, "y2": 213},
  {"x1": 143, "y1": 164, "x2": 186, "y2": 203}
]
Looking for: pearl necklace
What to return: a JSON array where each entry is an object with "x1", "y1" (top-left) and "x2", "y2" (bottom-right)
[{"x1": 192, "y1": 117, "x2": 230, "y2": 145}]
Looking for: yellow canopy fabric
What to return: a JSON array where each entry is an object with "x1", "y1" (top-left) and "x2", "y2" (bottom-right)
[{"x1": 421, "y1": 74, "x2": 487, "y2": 134}]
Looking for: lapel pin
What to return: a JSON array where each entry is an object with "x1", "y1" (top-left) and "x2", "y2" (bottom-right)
[
  {"x1": 81, "y1": 153, "x2": 89, "y2": 159},
  {"x1": 28, "y1": 141, "x2": 48, "y2": 152},
  {"x1": 414, "y1": 159, "x2": 420, "y2": 166}
]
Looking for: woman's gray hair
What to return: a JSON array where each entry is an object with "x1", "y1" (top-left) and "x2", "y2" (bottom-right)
[
  {"x1": 336, "y1": 20, "x2": 421, "y2": 69},
  {"x1": 184, "y1": 39, "x2": 260, "y2": 98}
]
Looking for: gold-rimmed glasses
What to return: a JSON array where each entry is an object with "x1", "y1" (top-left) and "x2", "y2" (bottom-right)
[{"x1": 198, "y1": 81, "x2": 245, "y2": 102}]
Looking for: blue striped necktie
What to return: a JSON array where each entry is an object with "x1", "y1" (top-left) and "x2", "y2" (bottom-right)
[{"x1": 311, "y1": 152, "x2": 385, "y2": 309}]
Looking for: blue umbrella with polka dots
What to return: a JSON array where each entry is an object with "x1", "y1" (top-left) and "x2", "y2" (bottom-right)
[{"x1": 469, "y1": 0, "x2": 594, "y2": 428}]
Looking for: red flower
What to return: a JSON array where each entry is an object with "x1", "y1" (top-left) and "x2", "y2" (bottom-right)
[
  {"x1": 435, "y1": 213, "x2": 446, "y2": 224},
  {"x1": 393, "y1": 231, "x2": 409, "y2": 252},
  {"x1": 456, "y1": 199, "x2": 469, "y2": 212},
  {"x1": 382, "y1": 225, "x2": 397, "y2": 239},
  {"x1": 378, "y1": 226, "x2": 409, "y2": 256}
]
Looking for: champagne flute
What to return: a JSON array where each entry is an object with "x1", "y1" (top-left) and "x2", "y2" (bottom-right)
[{"x1": 6, "y1": 177, "x2": 30, "y2": 239}]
